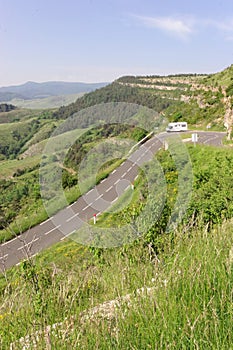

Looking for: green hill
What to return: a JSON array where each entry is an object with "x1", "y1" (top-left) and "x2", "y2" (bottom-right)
[
  {"x1": 203, "y1": 64, "x2": 233, "y2": 87},
  {"x1": 52, "y1": 81, "x2": 175, "y2": 120},
  {"x1": 1, "y1": 190, "x2": 233, "y2": 349},
  {"x1": 52, "y1": 67, "x2": 233, "y2": 131}
]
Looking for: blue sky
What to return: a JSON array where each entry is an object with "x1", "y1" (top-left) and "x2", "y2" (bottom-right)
[{"x1": 1, "y1": 0, "x2": 233, "y2": 86}]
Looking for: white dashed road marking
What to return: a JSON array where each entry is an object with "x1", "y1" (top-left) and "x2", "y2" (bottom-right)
[
  {"x1": 17, "y1": 238, "x2": 39, "y2": 251},
  {"x1": 44, "y1": 225, "x2": 61, "y2": 235},
  {"x1": 66, "y1": 213, "x2": 80, "y2": 222}
]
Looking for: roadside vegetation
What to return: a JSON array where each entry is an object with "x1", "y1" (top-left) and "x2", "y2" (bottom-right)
[
  {"x1": 95, "y1": 144, "x2": 233, "y2": 232},
  {"x1": 1, "y1": 204, "x2": 233, "y2": 348}
]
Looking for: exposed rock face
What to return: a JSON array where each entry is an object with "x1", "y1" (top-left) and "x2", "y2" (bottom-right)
[
  {"x1": 223, "y1": 91, "x2": 233, "y2": 140},
  {"x1": 119, "y1": 76, "x2": 232, "y2": 133}
]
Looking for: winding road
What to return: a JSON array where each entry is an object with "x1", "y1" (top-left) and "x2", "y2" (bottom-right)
[{"x1": 0, "y1": 131, "x2": 226, "y2": 271}]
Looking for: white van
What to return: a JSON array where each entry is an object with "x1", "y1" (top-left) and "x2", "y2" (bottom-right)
[{"x1": 166, "y1": 122, "x2": 188, "y2": 132}]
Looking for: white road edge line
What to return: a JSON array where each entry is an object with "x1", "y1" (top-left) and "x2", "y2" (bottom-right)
[
  {"x1": 82, "y1": 205, "x2": 89, "y2": 211},
  {"x1": 122, "y1": 172, "x2": 127, "y2": 178},
  {"x1": 40, "y1": 217, "x2": 53, "y2": 226},
  {"x1": 112, "y1": 169, "x2": 116, "y2": 174},
  {"x1": 114, "y1": 179, "x2": 120, "y2": 185},
  {"x1": 1, "y1": 236, "x2": 18, "y2": 246},
  {"x1": 111, "y1": 197, "x2": 118, "y2": 203}
]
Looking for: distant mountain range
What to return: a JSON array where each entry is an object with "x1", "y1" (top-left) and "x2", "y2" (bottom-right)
[{"x1": 0, "y1": 81, "x2": 109, "y2": 102}]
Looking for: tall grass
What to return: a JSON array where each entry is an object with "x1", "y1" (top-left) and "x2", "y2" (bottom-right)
[{"x1": 2, "y1": 221, "x2": 233, "y2": 349}]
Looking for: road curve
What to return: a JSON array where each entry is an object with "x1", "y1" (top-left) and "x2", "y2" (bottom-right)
[
  {"x1": 189, "y1": 130, "x2": 226, "y2": 147},
  {"x1": 0, "y1": 131, "x2": 226, "y2": 271}
]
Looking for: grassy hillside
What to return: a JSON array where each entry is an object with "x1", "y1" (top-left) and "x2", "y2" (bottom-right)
[
  {"x1": 0, "y1": 108, "x2": 41, "y2": 124},
  {"x1": 1, "y1": 208, "x2": 233, "y2": 348},
  {"x1": 203, "y1": 64, "x2": 233, "y2": 87},
  {"x1": 0, "y1": 116, "x2": 59, "y2": 160}
]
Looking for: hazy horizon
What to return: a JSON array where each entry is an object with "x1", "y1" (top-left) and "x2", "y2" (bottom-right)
[
  {"x1": 1, "y1": 0, "x2": 233, "y2": 86},
  {"x1": 0, "y1": 80, "x2": 111, "y2": 89}
]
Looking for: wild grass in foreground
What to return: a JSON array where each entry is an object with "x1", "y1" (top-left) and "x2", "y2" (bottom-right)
[{"x1": 1, "y1": 220, "x2": 233, "y2": 349}]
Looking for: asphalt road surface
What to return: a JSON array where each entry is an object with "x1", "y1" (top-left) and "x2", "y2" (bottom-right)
[
  {"x1": 189, "y1": 130, "x2": 226, "y2": 147},
  {"x1": 0, "y1": 131, "x2": 226, "y2": 271}
]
